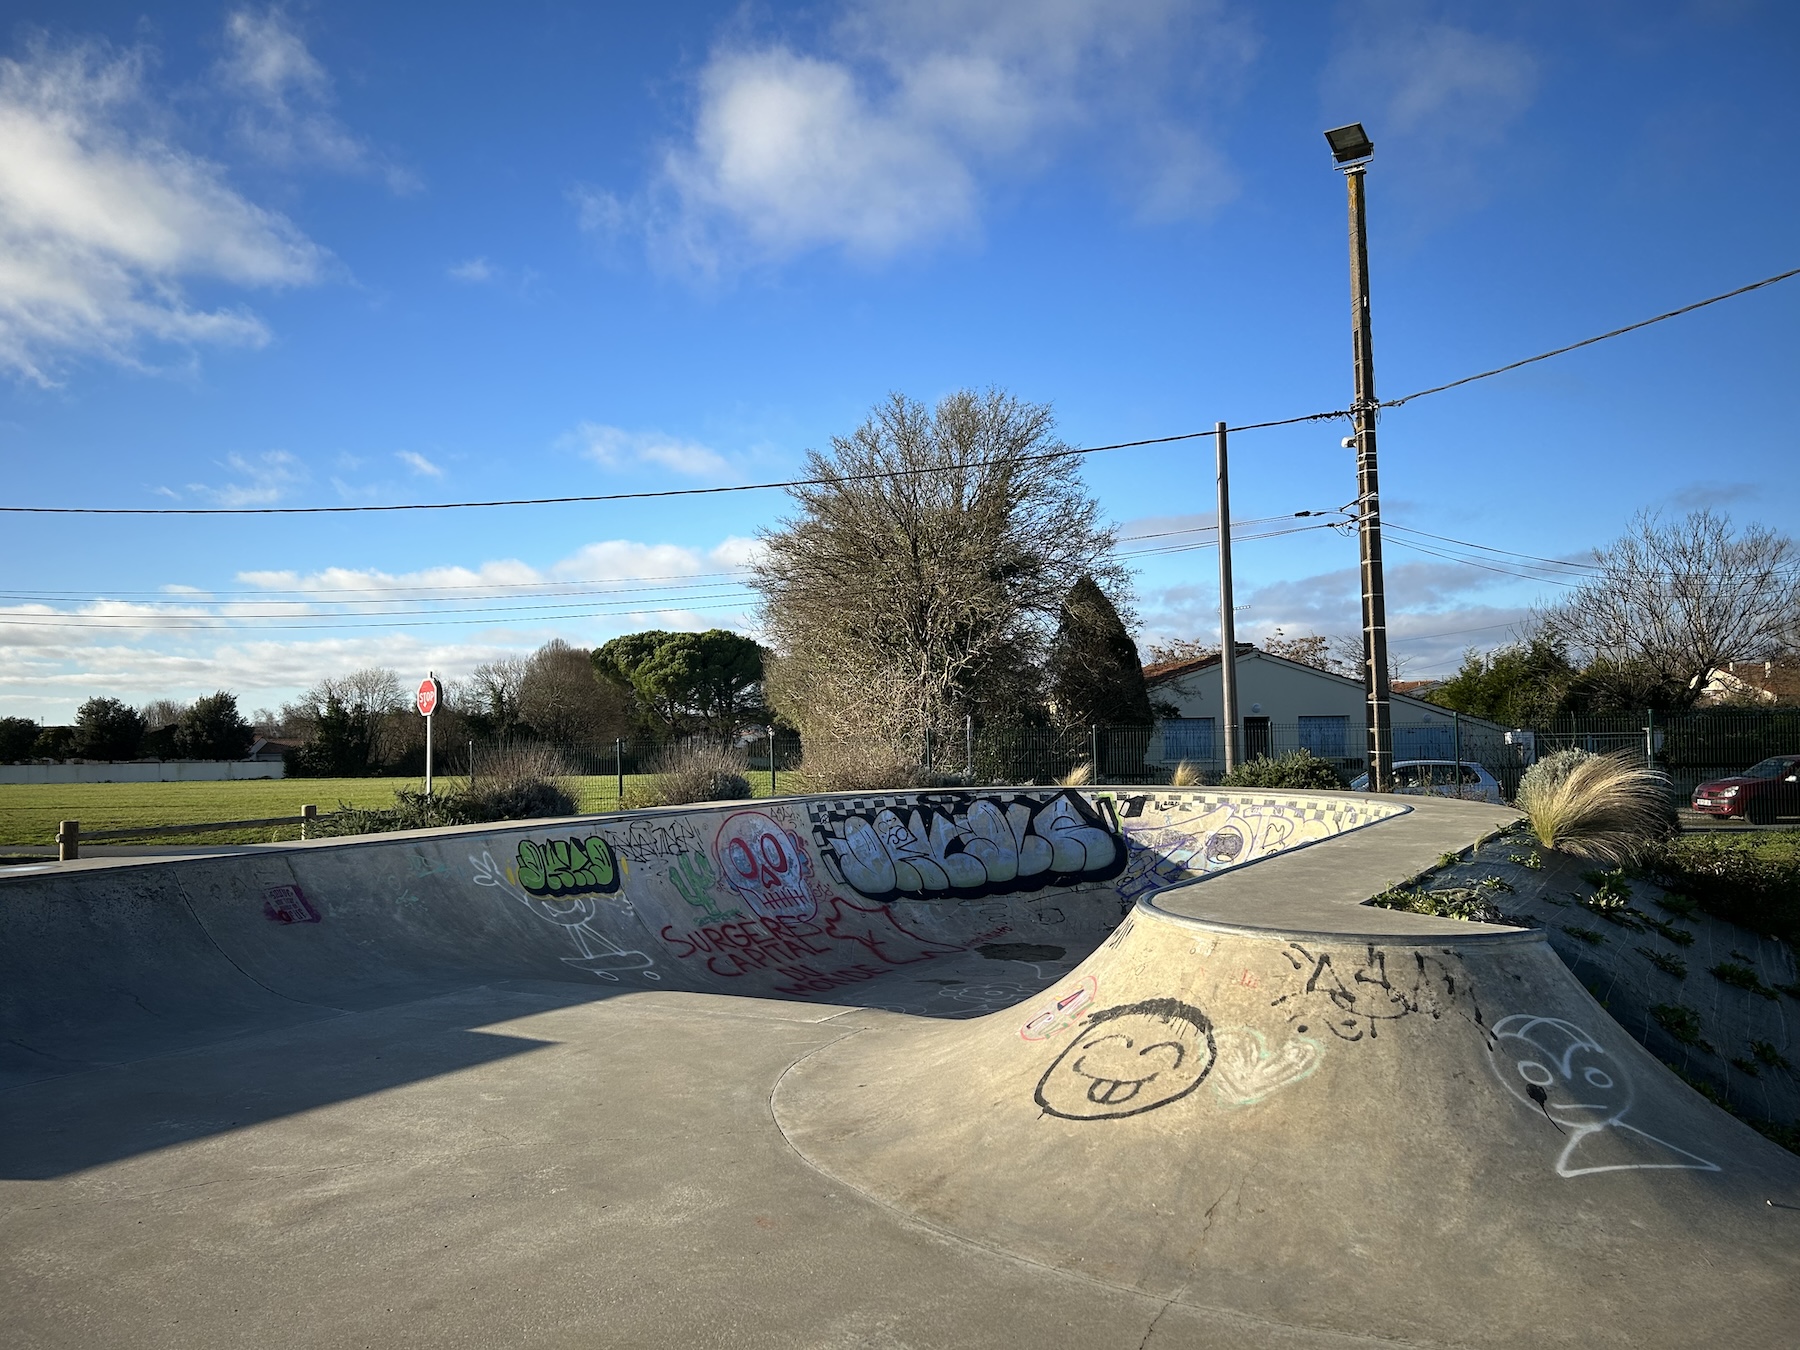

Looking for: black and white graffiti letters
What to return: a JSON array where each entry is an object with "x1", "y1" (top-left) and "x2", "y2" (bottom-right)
[
  {"x1": 611, "y1": 817, "x2": 701, "y2": 860},
  {"x1": 1034, "y1": 998, "x2": 1216, "y2": 1121},
  {"x1": 1490, "y1": 1015, "x2": 1719, "y2": 1177},
  {"x1": 515, "y1": 834, "x2": 621, "y2": 898},
  {"x1": 1271, "y1": 942, "x2": 1479, "y2": 1042},
  {"x1": 810, "y1": 790, "x2": 1124, "y2": 902}
]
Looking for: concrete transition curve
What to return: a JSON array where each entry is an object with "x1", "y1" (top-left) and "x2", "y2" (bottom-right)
[{"x1": 3, "y1": 787, "x2": 1797, "y2": 1349}]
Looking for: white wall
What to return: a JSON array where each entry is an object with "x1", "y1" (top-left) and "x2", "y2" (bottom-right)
[
  {"x1": 0, "y1": 762, "x2": 285, "y2": 785},
  {"x1": 1145, "y1": 653, "x2": 1487, "y2": 765}
]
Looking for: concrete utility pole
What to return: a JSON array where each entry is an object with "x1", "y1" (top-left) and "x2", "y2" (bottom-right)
[
  {"x1": 1215, "y1": 421, "x2": 1241, "y2": 774},
  {"x1": 1326, "y1": 123, "x2": 1394, "y2": 793}
]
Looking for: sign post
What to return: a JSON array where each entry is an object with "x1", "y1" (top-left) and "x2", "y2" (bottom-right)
[{"x1": 416, "y1": 673, "x2": 443, "y2": 797}]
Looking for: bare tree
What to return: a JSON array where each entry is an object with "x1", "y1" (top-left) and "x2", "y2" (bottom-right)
[
  {"x1": 468, "y1": 656, "x2": 529, "y2": 736},
  {"x1": 138, "y1": 698, "x2": 189, "y2": 731},
  {"x1": 1536, "y1": 510, "x2": 1799, "y2": 707},
  {"x1": 752, "y1": 390, "x2": 1125, "y2": 751},
  {"x1": 517, "y1": 640, "x2": 630, "y2": 745},
  {"x1": 1144, "y1": 636, "x2": 1218, "y2": 666}
]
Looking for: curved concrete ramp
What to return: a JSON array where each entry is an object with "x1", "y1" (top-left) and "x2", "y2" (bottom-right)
[
  {"x1": 776, "y1": 901, "x2": 1800, "y2": 1345},
  {"x1": 4, "y1": 788, "x2": 1797, "y2": 1349}
]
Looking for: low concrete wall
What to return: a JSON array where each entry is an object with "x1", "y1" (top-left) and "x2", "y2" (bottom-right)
[{"x1": 0, "y1": 761, "x2": 284, "y2": 785}]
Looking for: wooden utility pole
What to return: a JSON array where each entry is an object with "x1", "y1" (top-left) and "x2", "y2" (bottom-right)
[
  {"x1": 1215, "y1": 421, "x2": 1241, "y2": 773},
  {"x1": 1328, "y1": 124, "x2": 1395, "y2": 793}
]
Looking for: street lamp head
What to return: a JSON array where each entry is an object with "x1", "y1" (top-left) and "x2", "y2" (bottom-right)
[{"x1": 1324, "y1": 122, "x2": 1374, "y2": 166}]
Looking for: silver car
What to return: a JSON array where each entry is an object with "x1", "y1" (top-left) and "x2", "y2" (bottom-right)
[{"x1": 1350, "y1": 760, "x2": 1505, "y2": 805}]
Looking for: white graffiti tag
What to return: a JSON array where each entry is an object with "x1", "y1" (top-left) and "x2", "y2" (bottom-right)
[
  {"x1": 817, "y1": 792, "x2": 1121, "y2": 901},
  {"x1": 470, "y1": 851, "x2": 660, "y2": 983},
  {"x1": 1490, "y1": 1015, "x2": 1718, "y2": 1177}
]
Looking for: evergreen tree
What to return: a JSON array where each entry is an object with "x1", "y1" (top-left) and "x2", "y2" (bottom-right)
[
  {"x1": 174, "y1": 691, "x2": 255, "y2": 760},
  {"x1": 73, "y1": 697, "x2": 145, "y2": 760},
  {"x1": 1046, "y1": 575, "x2": 1153, "y2": 728}
]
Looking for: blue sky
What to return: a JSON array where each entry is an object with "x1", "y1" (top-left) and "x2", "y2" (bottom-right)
[{"x1": 2, "y1": 0, "x2": 1796, "y2": 723}]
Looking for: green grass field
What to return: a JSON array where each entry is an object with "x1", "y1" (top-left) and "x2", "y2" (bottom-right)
[{"x1": 0, "y1": 772, "x2": 809, "y2": 847}]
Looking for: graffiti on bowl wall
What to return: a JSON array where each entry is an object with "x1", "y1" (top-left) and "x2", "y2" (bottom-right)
[
  {"x1": 808, "y1": 790, "x2": 1124, "y2": 902},
  {"x1": 470, "y1": 849, "x2": 658, "y2": 982}
]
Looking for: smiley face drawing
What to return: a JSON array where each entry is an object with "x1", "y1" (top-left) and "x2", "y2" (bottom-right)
[
  {"x1": 1490, "y1": 1014, "x2": 1719, "y2": 1177},
  {"x1": 1034, "y1": 998, "x2": 1216, "y2": 1121}
]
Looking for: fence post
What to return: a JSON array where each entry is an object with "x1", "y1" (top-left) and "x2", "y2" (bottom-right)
[
  {"x1": 300, "y1": 803, "x2": 317, "y2": 840},
  {"x1": 1452, "y1": 712, "x2": 1462, "y2": 799},
  {"x1": 1091, "y1": 726, "x2": 1101, "y2": 783},
  {"x1": 768, "y1": 725, "x2": 777, "y2": 796},
  {"x1": 57, "y1": 819, "x2": 79, "y2": 862},
  {"x1": 965, "y1": 713, "x2": 974, "y2": 782},
  {"x1": 1644, "y1": 707, "x2": 1655, "y2": 768},
  {"x1": 615, "y1": 738, "x2": 624, "y2": 803},
  {"x1": 924, "y1": 726, "x2": 933, "y2": 772},
  {"x1": 468, "y1": 739, "x2": 475, "y2": 786}
]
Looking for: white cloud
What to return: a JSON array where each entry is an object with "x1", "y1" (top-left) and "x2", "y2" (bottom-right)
[
  {"x1": 1137, "y1": 550, "x2": 1546, "y2": 678},
  {"x1": 0, "y1": 535, "x2": 761, "y2": 720},
  {"x1": 0, "y1": 38, "x2": 325, "y2": 382},
  {"x1": 395, "y1": 450, "x2": 444, "y2": 478},
  {"x1": 599, "y1": 0, "x2": 1250, "y2": 273},
  {"x1": 175, "y1": 449, "x2": 307, "y2": 506},
  {"x1": 218, "y1": 7, "x2": 415, "y2": 191},
  {"x1": 447, "y1": 257, "x2": 493, "y2": 283},
  {"x1": 1321, "y1": 1, "x2": 1538, "y2": 210},
  {"x1": 563, "y1": 421, "x2": 732, "y2": 478}
]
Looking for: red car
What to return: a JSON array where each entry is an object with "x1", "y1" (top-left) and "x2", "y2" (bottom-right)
[{"x1": 1690, "y1": 755, "x2": 1800, "y2": 824}]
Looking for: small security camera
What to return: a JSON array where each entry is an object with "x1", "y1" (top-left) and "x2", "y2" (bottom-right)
[{"x1": 1341, "y1": 435, "x2": 1358, "y2": 448}]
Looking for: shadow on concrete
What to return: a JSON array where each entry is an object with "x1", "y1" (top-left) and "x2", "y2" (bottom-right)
[{"x1": 0, "y1": 981, "x2": 617, "y2": 1181}]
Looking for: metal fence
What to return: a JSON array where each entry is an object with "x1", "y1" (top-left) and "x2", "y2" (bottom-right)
[{"x1": 452, "y1": 708, "x2": 1799, "y2": 804}]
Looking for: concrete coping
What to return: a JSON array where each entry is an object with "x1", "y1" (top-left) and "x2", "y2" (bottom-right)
[{"x1": 1139, "y1": 790, "x2": 1541, "y2": 944}]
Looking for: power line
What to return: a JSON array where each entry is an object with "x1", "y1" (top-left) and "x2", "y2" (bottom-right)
[
  {"x1": 1381, "y1": 264, "x2": 1800, "y2": 408},
  {"x1": 1383, "y1": 522, "x2": 1600, "y2": 572},
  {"x1": 0, "y1": 511, "x2": 1330, "y2": 605},
  {"x1": 2, "y1": 263, "x2": 1793, "y2": 522}
]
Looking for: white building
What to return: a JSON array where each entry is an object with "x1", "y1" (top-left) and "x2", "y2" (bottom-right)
[{"x1": 1143, "y1": 647, "x2": 1506, "y2": 771}]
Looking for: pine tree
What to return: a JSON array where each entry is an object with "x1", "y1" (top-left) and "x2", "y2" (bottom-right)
[{"x1": 1046, "y1": 575, "x2": 1153, "y2": 728}]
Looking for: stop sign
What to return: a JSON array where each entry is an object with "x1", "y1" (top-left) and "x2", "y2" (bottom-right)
[{"x1": 416, "y1": 676, "x2": 442, "y2": 717}]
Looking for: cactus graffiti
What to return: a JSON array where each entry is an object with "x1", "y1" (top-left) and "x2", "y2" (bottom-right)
[
  {"x1": 669, "y1": 848, "x2": 739, "y2": 922},
  {"x1": 515, "y1": 835, "x2": 621, "y2": 898}
]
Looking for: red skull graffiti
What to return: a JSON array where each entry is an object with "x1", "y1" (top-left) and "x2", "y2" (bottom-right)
[{"x1": 713, "y1": 810, "x2": 818, "y2": 921}]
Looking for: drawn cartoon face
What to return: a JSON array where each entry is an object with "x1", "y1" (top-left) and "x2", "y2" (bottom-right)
[
  {"x1": 1034, "y1": 998, "x2": 1216, "y2": 1120},
  {"x1": 1492, "y1": 1015, "x2": 1633, "y2": 1127},
  {"x1": 713, "y1": 810, "x2": 817, "y2": 921}
]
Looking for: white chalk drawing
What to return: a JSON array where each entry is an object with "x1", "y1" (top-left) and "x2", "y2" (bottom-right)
[
  {"x1": 1210, "y1": 1027, "x2": 1324, "y2": 1107},
  {"x1": 935, "y1": 981, "x2": 1038, "y2": 1013},
  {"x1": 470, "y1": 850, "x2": 660, "y2": 982},
  {"x1": 1490, "y1": 1015, "x2": 1719, "y2": 1177},
  {"x1": 810, "y1": 791, "x2": 1122, "y2": 901}
]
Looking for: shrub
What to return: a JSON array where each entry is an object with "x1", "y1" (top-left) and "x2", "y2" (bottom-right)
[
  {"x1": 624, "y1": 740, "x2": 753, "y2": 809},
  {"x1": 1647, "y1": 832, "x2": 1800, "y2": 945},
  {"x1": 1369, "y1": 885, "x2": 1502, "y2": 923},
  {"x1": 1220, "y1": 749, "x2": 1345, "y2": 791},
  {"x1": 794, "y1": 741, "x2": 966, "y2": 794},
  {"x1": 1515, "y1": 748, "x2": 1674, "y2": 864},
  {"x1": 317, "y1": 745, "x2": 577, "y2": 836}
]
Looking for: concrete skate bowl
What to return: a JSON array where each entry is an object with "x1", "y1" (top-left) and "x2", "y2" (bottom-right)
[{"x1": 4, "y1": 787, "x2": 1798, "y2": 1349}]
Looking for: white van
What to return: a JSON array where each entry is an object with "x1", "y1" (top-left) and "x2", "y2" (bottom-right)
[{"x1": 1350, "y1": 760, "x2": 1505, "y2": 805}]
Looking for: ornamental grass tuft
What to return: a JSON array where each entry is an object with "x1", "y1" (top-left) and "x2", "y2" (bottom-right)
[{"x1": 1514, "y1": 748, "x2": 1674, "y2": 864}]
